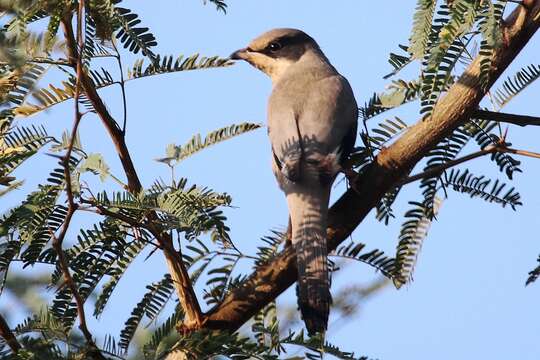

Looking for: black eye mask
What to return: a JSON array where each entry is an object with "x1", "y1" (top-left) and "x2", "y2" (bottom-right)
[{"x1": 260, "y1": 33, "x2": 312, "y2": 60}]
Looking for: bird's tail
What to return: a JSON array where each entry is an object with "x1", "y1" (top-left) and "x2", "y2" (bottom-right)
[{"x1": 287, "y1": 185, "x2": 331, "y2": 335}]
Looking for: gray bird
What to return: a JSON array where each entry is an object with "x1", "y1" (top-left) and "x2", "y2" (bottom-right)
[{"x1": 231, "y1": 28, "x2": 358, "y2": 335}]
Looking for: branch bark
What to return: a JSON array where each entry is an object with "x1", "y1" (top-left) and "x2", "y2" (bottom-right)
[
  {"x1": 203, "y1": 0, "x2": 540, "y2": 331},
  {"x1": 0, "y1": 313, "x2": 20, "y2": 353},
  {"x1": 51, "y1": 4, "x2": 105, "y2": 358},
  {"x1": 473, "y1": 109, "x2": 540, "y2": 126},
  {"x1": 60, "y1": 17, "x2": 204, "y2": 327}
]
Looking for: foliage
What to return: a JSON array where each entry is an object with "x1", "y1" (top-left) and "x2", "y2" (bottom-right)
[
  {"x1": 358, "y1": 0, "x2": 538, "y2": 291},
  {"x1": 492, "y1": 64, "x2": 540, "y2": 109},
  {"x1": 1, "y1": 0, "x2": 539, "y2": 359}
]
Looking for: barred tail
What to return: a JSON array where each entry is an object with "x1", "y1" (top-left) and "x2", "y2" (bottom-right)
[{"x1": 288, "y1": 186, "x2": 331, "y2": 335}]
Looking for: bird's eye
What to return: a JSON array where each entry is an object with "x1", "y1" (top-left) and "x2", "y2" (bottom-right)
[{"x1": 267, "y1": 41, "x2": 282, "y2": 52}]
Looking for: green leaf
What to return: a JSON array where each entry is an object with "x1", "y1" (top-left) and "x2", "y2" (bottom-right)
[
  {"x1": 526, "y1": 254, "x2": 540, "y2": 286},
  {"x1": 127, "y1": 53, "x2": 233, "y2": 81},
  {"x1": 393, "y1": 200, "x2": 441, "y2": 288},
  {"x1": 119, "y1": 274, "x2": 174, "y2": 352},
  {"x1": 157, "y1": 123, "x2": 262, "y2": 165},
  {"x1": 442, "y1": 168, "x2": 522, "y2": 209},
  {"x1": 408, "y1": 0, "x2": 437, "y2": 59},
  {"x1": 79, "y1": 153, "x2": 110, "y2": 181},
  {"x1": 333, "y1": 242, "x2": 396, "y2": 280},
  {"x1": 114, "y1": 6, "x2": 158, "y2": 61},
  {"x1": 492, "y1": 64, "x2": 540, "y2": 109}
]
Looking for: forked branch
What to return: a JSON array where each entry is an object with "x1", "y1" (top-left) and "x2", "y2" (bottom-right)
[
  {"x1": 51, "y1": 2, "x2": 105, "y2": 358},
  {"x1": 60, "y1": 12, "x2": 204, "y2": 329}
]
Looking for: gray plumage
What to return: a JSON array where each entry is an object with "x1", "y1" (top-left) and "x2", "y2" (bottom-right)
[{"x1": 231, "y1": 28, "x2": 358, "y2": 334}]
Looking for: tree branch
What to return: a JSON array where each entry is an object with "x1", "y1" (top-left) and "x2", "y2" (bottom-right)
[
  {"x1": 61, "y1": 16, "x2": 204, "y2": 328},
  {"x1": 203, "y1": 0, "x2": 540, "y2": 331},
  {"x1": 503, "y1": 146, "x2": 540, "y2": 159},
  {"x1": 397, "y1": 143, "x2": 540, "y2": 186},
  {"x1": 397, "y1": 145, "x2": 499, "y2": 186},
  {"x1": 473, "y1": 109, "x2": 540, "y2": 126},
  {"x1": 0, "y1": 313, "x2": 20, "y2": 353},
  {"x1": 51, "y1": 4, "x2": 105, "y2": 358}
]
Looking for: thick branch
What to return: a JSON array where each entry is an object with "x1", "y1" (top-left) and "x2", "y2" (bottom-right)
[
  {"x1": 61, "y1": 18, "x2": 203, "y2": 327},
  {"x1": 0, "y1": 313, "x2": 20, "y2": 353},
  {"x1": 203, "y1": 0, "x2": 540, "y2": 330}
]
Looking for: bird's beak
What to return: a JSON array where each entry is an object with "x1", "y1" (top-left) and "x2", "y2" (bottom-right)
[{"x1": 229, "y1": 47, "x2": 249, "y2": 60}]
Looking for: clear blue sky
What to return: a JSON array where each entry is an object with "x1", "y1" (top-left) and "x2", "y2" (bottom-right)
[{"x1": 3, "y1": 1, "x2": 540, "y2": 359}]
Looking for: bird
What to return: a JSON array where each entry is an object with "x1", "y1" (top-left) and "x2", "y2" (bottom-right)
[{"x1": 230, "y1": 28, "x2": 358, "y2": 335}]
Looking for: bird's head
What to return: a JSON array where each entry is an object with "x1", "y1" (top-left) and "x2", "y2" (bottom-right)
[{"x1": 230, "y1": 28, "x2": 321, "y2": 82}]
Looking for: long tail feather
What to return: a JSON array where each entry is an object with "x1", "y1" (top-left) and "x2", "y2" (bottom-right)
[{"x1": 288, "y1": 185, "x2": 331, "y2": 335}]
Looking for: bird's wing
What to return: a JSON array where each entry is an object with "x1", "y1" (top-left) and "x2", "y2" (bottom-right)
[
  {"x1": 268, "y1": 74, "x2": 357, "y2": 183},
  {"x1": 300, "y1": 74, "x2": 358, "y2": 168}
]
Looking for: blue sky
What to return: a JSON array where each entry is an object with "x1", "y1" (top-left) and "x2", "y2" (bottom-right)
[{"x1": 3, "y1": 1, "x2": 540, "y2": 359}]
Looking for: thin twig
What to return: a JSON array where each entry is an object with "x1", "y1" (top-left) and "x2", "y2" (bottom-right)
[
  {"x1": 29, "y1": 57, "x2": 72, "y2": 66},
  {"x1": 77, "y1": 202, "x2": 164, "y2": 249},
  {"x1": 399, "y1": 144, "x2": 540, "y2": 186},
  {"x1": 397, "y1": 145, "x2": 498, "y2": 186},
  {"x1": 503, "y1": 147, "x2": 540, "y2": 159},
  {"x1": 111, "y1": 39, "x2": 128, "y2": 133},
  {"x1": 50, "y1": 4, "x2": 104, "y2": 358}
]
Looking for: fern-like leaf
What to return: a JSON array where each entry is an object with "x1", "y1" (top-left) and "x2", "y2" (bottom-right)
[
  {"x1": 368, "y1": 117, "x2": 408, "y2": 148},
  {"x1": 469, "y1": 118, "x2": 522, "y2": 179},
  {"x1": 203, "y1": 253, "x2": 241, "y2": 306},
  {"x1": 332, "y1": 242, "x2": 396, "y2": 279},
  {"x1": 442, "y1": 168, "x2": 522, "y2": 209},
  {"x1": 119, "y1": 274, "x2": 174, "y2": 352},
  {"x1": 254, "y1": 230, "x2": 284, "y2": 268},
  {"x1": 477, "y1": 0, "x2": 505, "y2": 88},
  {"x1": 375, "y1": 186, "x2": 401, "y2": 225},
  {"x1": 492, "y1": 64, "x2": 540, "y2": 109},
  {"x1": 157, "y1": 122, "x2": 261, "y2": 165},
  {"x1": 93, "y1": 235, "x2": 148, "y2": 318},
  {"x1": 393, "y1": 200, "x2": 441, "y2": 288},
  {"x1": 127, "y1": 53, "x2": 233, "y2": 80},
  {"x1": 114, "y1": 6, "x2": 157, "y2": 61},
  {"x1": 2, "y1": 64, "x2": 46, "y2": 106},
  {"x1": 203, "y1": 0, "x2": 228, "y2": 13},
  {"x1": 16, "y1": 54, "x2": 232, "y2": 118},
  {"x1": 1, "y1": 125, "x2": 52, "y2": 177},
  {"x1": 384, "y1": 44, "x2": 412, "y2": 79},
  {"x1": 143, "y1": 307, "x2": 184, "y2": 358},
  {"x1": 419, "y1": 125, "x2": 470, "y2": 216},
  {"x1": 409, "y1": 0, "x2": 438, "y2": 59},
  {"x1": 526, "y1": 254, "x2": 540, "y2": 286}
]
